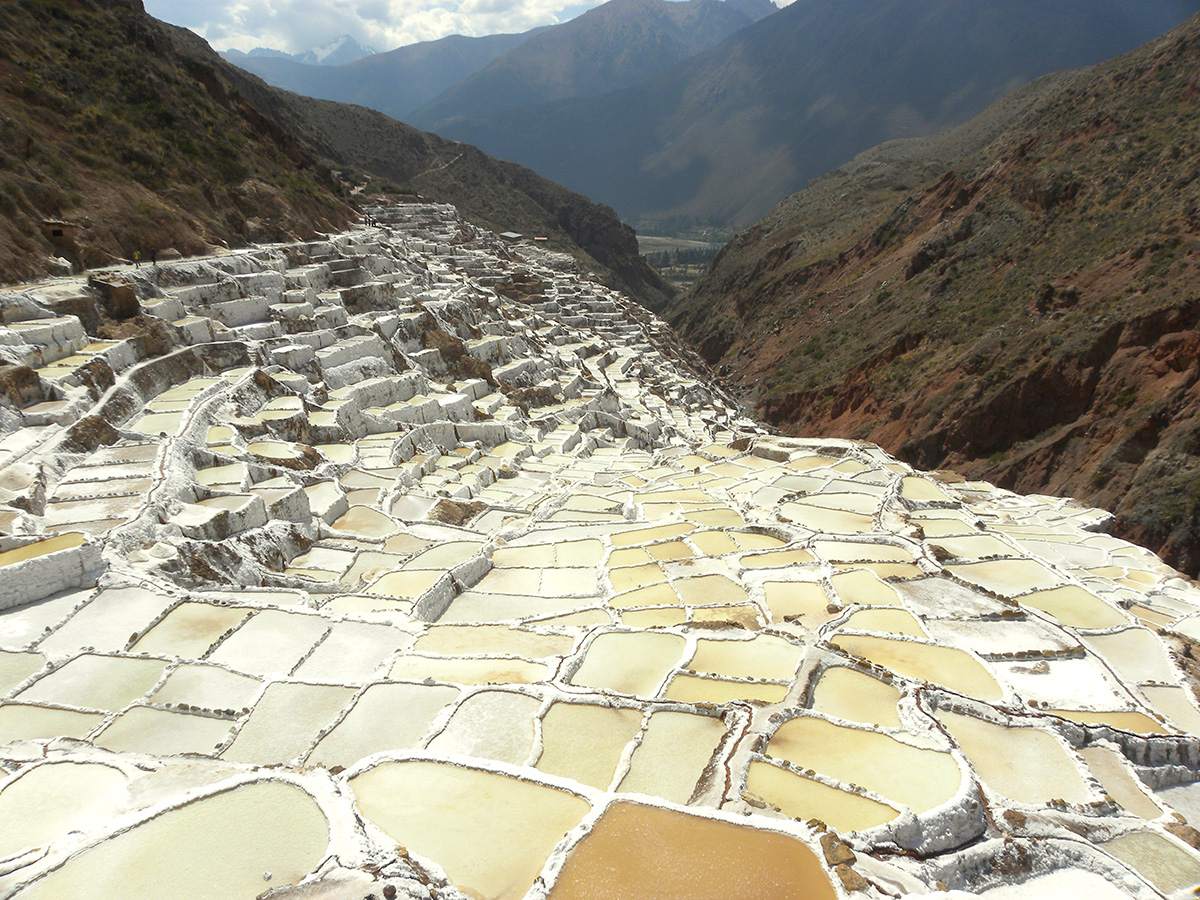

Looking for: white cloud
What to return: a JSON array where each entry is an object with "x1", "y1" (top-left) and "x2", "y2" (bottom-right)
[{"x1": 143, "y1": 0, "x2": 602, "y2": 54}]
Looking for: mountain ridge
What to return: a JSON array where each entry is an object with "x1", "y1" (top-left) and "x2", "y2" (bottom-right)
[
  {"x1": 223, "y1": 34, "x2": 378, "y2": 67},
  {"x1": 411, "y1": 0, "x2": 776, "y2": 130},
  {"x1": 433, "y1": 0, "x2": 1199, "y2": 233},
  {"x1": 219, "y1": 29, "x2": 541, "y2": 121}
]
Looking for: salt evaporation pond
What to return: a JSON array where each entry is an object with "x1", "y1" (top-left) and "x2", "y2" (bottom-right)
[{"x1": 2, "y1": 203, "x2": 1199, "y2": 898}]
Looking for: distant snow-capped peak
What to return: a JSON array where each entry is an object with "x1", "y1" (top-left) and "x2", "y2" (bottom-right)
[{"x1": 295, "y1": 35, "x2": 377, "y2": 66}]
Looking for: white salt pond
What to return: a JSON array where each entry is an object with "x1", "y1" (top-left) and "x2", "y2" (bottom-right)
[{"x1": 12, "y1": 780, "x2": 330, "y2": 900}]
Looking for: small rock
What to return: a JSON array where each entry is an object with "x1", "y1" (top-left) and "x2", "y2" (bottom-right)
[
  {"x1": 1003, "y1": 809, "x2": 1027, "y2": 830},
  {"x1": 1166, "y1": 821, "x2": 1200, "y2": 851},
  {"x1": 820, "y1": 832, "x2": 857, "y2": 867},
  {"x1": 834, "y1": 863, "x2": 869, "y2": 893}
]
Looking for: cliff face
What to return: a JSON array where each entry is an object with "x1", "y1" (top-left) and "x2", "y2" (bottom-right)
[{"x1": 674, "y1": 15, "x2": 1200, "y2": 573}]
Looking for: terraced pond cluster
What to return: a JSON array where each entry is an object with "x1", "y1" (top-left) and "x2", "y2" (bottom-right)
[{"x1": 0, "y1": 204, "x2": 1199, "y2": 898}]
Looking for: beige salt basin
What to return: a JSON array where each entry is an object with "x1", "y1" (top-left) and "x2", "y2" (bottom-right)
[
  {"x1": 545, "y1": 800, "x2": 837, "y2": 900},
  {"x1": 935, "y1": 709, "x2": 1093, "y2": 805},
  {"x1": 1100, "y1": 830, "x2": 1200, "y2": 896},
  {"x1": 330, "y1": 505, "x2": 398, "y2": 538},
  {"x1": 16, "y1": 654, "x2": 168, "y2": 712},
  {"x1": 745, "y1": 760, "x2": 901, "y2": 832},
  {"x1": 0, "y1": 761, "x2": 129, "y2": 859},
  {"x1": 832, "y1": 569, "x2": 904, "y2": 608},
  {"x1": 150, "y1": 664, "x2": 261, "y2": 712},
  {"x1": 569, "y1": 631, "x2": 686, "y2": 697},
  {"x1": 616, "y1": 710, "x2": 727, "y2": 804},
  {"x1": 389, "y1": 655, "x2": 551, "y2": 686},
  {"x1": 809, "y1": 666, "x2": 903, "y2": 728},
  {"x1": 1018, "y1": 584, "x2": 1129, "y2": 628},
  {"x1": 246, "y1": 439, "x2": 304, "y2": 461},
  {"x1": 94, "y1": 706, "x2": 236, "y2": 757},
  {"x1": 766, "y1": 715, "x2": 961, "y2": 814},
  {"x1": 945, "y1": 559, "x2": 1063, "y2": 597},
  {"x1": 222, "y1": 682, "x2": 356, "y2": 765},
  {"x1": 258, "y1": 396, "x2": 304, "y2": 420},
  {"x1": 831, "y1": 634, "x2": 1004, "y2": 702},
  {"x1": 762, "y1": 581, "x2": 832, "y2": 625},
  {"x1": 156, "y1": 378, "x2": 221, "y2": 401},
  {"x1": 1083, "y1": 627, "x2": 1181, "y2": 684},
  {"x1": 778, "y1": 502, "x2": 874, "y2": 533},
  {"x1": 1141, "y1": 685, "x2": 1200, "y2": 735},
  {"x1": 350, "y1": 760, "x2": 590, "y2": 900},
  {"x1": 0, "y1": 650, "x2": 44, "y2": 695},
  {"x1": 664, "y1": 674, "x2": 789, "y2": 704},
  {"x1": 13, "y1": 780, "x2": 329, "y2": 900},
  {"x1": 195, "y1": 463, "x2": 245, "y2": 488},
  {"x1": 133, "y1": 602, "x2": 251, "y2": 659},
  {"x1": 688, "y1": 634, "x2": 804, "y2": 681},
  {"x1": 0, "y1": 532, "x2": 86, "y2": 568},
  {"x1": 307, "y1": 682, "x2": 458, "y2": 769},
  {"x1": 536, "y1": 702, "x2": 645, "y2": 790},
  {"x1": 1046, "y1": 708, "x2": 1171, "y2": 735},
  {"x1": 839, "y1": 608, "x2": 927, "y2": 637},
  {"x1": 1079, "y1": 745, "x2": 1162, "y2": 819},
  {"x1": 415, "y1": 624, "x2": 574, "y2": 658},
  {"x1": 426, "y1": 690, "x2": 541, "y2": 765},
  {"x1": 317, "y1": 443, "x2": 356, "y2": 463},
  {"x1": 494, "y1": 539, "x2": 604, "y2": 568},
  {"x1": 127, "y1": 411, "x2": 184, "y2": 436}
]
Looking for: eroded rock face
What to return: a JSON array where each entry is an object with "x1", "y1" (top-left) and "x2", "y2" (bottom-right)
[{"x1": 0, "y1": 203, "x2": 1199, "y2": 899}]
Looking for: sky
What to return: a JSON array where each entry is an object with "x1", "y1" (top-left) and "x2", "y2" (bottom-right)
[{"x1": 144, "y1": 0, "x2": 623, "y2": 55}]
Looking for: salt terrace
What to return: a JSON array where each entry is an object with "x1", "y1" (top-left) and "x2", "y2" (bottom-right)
[{"x1": 1, "y1": 203, "x2": 1200, "y2": 898}]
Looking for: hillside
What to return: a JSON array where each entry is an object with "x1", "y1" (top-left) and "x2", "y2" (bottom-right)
[
  {"x1": 0, "y1": 0, "x2": 357, "y2": 283},
  {"x1": 435, "y1": 0, "x2": 1199, "y2": 234},
  {"x1": 673, "y1": 13, "x2": 1200, "y2": 573},
  {"x1": 0, "y1": 0, "x2": 669, "y2": 308},
  {"x1": 220, "y1": 30, "x2": 540, "y2": 121},
  {"x1": 412, "y1": 0, "x2": 775, "y2": 130},
  {"x1": 180, "y1": 31, "x2": 672, "y2": 308}
]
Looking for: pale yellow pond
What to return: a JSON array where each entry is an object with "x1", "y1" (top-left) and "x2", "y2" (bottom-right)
[
  {"x1": 831, "y1": 634, "x2": 1003, "y2": 702},
  {"x1": 935, "y1": 710, "x2": 1092, "y2": 805},
  {"x1": 745, "y1": 760, "x2": 900, "y2": 832},
  {"x1": 536, "y1": 702, "x2": 644, "y2": 790},
  {"x1": 767, "y1": 716, "x2": 961, "y2": 813},
  {"x1": 350, "y1": 760, "x2": 589, "y2": 900},
  {"x1": 15, "y1": 780, "x2": 329, "y2": 900}
]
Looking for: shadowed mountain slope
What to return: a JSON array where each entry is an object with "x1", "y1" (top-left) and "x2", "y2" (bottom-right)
[
  {"x1": 220, "y1": 30, "x2": 541, "y2": 122},
  {"x1": 412, "y1": 0, "x2": 775, "y2": 129},
  {"x1": 434, "y1": 0, "x2": 1198, "y2": 232},
  {"x1": 672, "y1": 13, "x2": 1200, "y2": 572}
]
